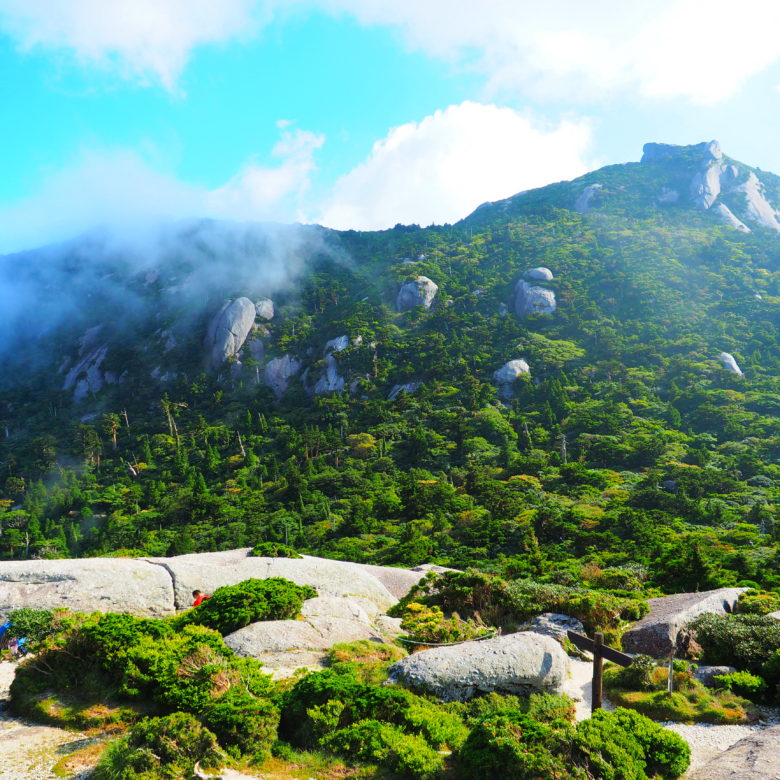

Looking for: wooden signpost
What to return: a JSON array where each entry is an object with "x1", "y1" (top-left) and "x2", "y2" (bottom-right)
[{"x1": 567, "y1": 630, "x2": 633, "y2": 714}]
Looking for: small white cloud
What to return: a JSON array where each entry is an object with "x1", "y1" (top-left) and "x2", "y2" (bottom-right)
[
  {"x1": 0, "y1": 126, "x2": 322, "y2": 253},
  {"x1": 0, "y1": 0, "x2": 262, "y2": 88},
  {"x1": 317, "y1": 101, "x2": 593, "y2": 230}
]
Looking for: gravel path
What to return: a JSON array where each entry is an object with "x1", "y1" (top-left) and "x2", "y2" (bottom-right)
[{"x1": 0, "y1": 661, "x2": 93, "y2": 780}]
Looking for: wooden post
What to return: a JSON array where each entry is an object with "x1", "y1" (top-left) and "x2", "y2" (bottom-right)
[
  {"x1": 592, "y1": 632, "x2": 604, "y2": 713},
  {"x1": 667, "y1": 652, "x2": 675, "y2": 694}
]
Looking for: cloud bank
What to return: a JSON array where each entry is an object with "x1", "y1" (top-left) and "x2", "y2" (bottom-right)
[
  {"x1": 2, "y1": 0, "x2": 780, "y2": 102},
  {"x1": 318, "y1": 102, "x2": 593, "y2": 230}
]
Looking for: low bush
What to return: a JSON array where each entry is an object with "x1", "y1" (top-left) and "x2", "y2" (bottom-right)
[
  {"x1": 91, "y1": 712, "x2": 223, "y2": 780},
  {"x1": 173, "y1": 577, "x2": 316, "y2": 636},
  {"x1": 6, "y1": 608, "x2": 56, "y2": 647},
  {"x1": 457, "y1": 707, "x2": 689, "y2": 780},
  {"x1": 736, "y1": 589, "x2": 780, "y2": 615},
  {"x1": 250, "y1": 542, "x2": 302, "y2": 558},
  {"x1": 452, "y1": 691, "x2": 576, "y2": 726},
  {"x1": 713, "y1": 670, "x2": 767, "y2": 700},
  {"x1": 325, "y1": 639, "x2": 406, "y2": 684},
  {"x1": 398, "y1": 601, "x2": 494, "y2": 644}
]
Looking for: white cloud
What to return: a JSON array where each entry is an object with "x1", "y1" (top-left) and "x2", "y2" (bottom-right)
[
  {"x1": 0, "y1": 0, "x2": 262, "y2": 88},
  {"x1": 317, "y1": 101, "x2": 593, "y2": 230},
  {"x1": 2, "y1": 0, "x2": 780, "y2": 101},
  {"x1": 316, "y1": 0, "x2": 780, "y2": 104},
  {"x1": 0, "y1": 126, "x2": 322, "y2": 253}
]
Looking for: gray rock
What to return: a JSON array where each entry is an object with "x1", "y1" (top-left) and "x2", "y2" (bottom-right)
[
  {"x1": 718, "y1": 351, "x2": 744, "y2": 376},
  {"x1": 62, "y1": 326, "x2": 114, "y2": 401},
  {"x1": 310, "y1": 335, "x2": 349, "y2": 395},
  {"x1": 264, "y1": 354, "x2": 301, "y2": 397},
  {"x1": 498, "y1": 302, "x2": 508, "y2": 317},
  {"x1": 657, "y1": 187, "x2": 679, "y2": 203},
  {"x1": 301, "y1": 595, "x2": 372, "y2": 624},
  {"x1": 254, "y1": 297, "x2": 274, "y2": 320},
  {"x1": 525, "y1": 267, "x2": 554, "y2": 282},
  {"x1": 0, "y1": 558, "x2": 174, "y2": 619},
  {"x1": 493, "y1": 359, "x2": 531, "y2": 401},
  {"x1": 574, "y1": 184, "x2": 602, "y2": 213},
  {"x1": 692, "y1": 664, "x2": 736, "y2": 687},
  {"x1": 388, "y1": 381, "x2": 421, "y2": 400},
  {"x1": 768, "y1": 610, "x2": 780, "y2": 620},
  {"x1": 205, "y1": 297, "x2": 256, "y2": 369},
  {"x1": 641, "y1": 140, "x2": 721, "y2": 165},
  {"x1": 622, "y1": 587, "x2": 746, "y2": 657},
  {"x1": 396, "y1": 277, "x2": 438, "y2": 312},
  {"x1": 514, "y1": 280, "x2": 556, "y2": 318},
  {"x1": 145, "y1": 549, "x2": 397, "y2": 613},
  {"x1": 687, "y1": 724, "x2": 780, "y2": 780},
  {"x1": 353, "y1": 563, "x2": 427, "y2": 600},
  {"x1": 526, "y1": 613, "x2": 584, "y2": 641},
  {"x1": 388, "y1": 631, "x2": 569, "y2": 701},
  {"x1": 736, "y1": 172, "x2": 780, "y2": 231},
  {"x1": 712, "y1": 202, "x2": 750, "y2": 232},
  {"x1": 690, "y1": 160, "x2": 723, "y2": 209}
]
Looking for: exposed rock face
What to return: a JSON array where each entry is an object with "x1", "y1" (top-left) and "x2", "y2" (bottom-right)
[
  {"x1": 388, "y1": 381, "x2": 421, "y2": 400},
  {"x1": 396, "y1": 277, "x2": 438, "y2": 312},
  {"x1": 146, "y1": 549, "x2": 397, "y2": 613},
  {"x1": 493, "y1": 359, "x2": 530, "y2": 401},
  {"x1": 692, "y1": 665, "x2": 736, "y2": 687},
  {"x1": 687, "y1": 724, "x2": 780, "y2": 780},
  {"x1": 718, "y1": 351, "x2": 743, "y2": 376},
  {"x1": 205, "y1": 297, "x2": 257, "y2": 369},
  {"x1": 353, "y1": 563, "x2": 427, "y2": 600},
  {"x1": 514, "y1": 280, "x2": 556, "y2": 318},
  {"x1": 574, "y1": 183, "x2": 602, "y2": 213},
  {"x1": 264, "y1": 354, "x2": 301, "y2": 397},
  {"x1": 0, "y1": 558, "x2": 174, "y2": 619},
  {"x1": 712, "y1": 203, "x2": 750, "y2": 232},
  {"x1": 388, "y1": 632, "x2": 569, "y2": 701},
  {"x1": 768, "y1": 610, "x2": 780, "y2": 620},
  {"x1": 622, "y1": 587, "x2": 746, "y2": 657},
  {"x1": 736, "y1": 172, "x2": 780, "y2": 231},
  {"x1": 525, "y1": 613, "x2": 584, "y2": 642},
  {"x1": 254, "y1": 298, "x2": 274, "y2": 320},
  {"x1": 310, "y1": 335, "x2": 349, "y2": 395},
  {"x1": 525, "y1": 267, "x2": 554, "y2": 282},
  {"x1": 62, "y1": 326, "x2": 116, "y2": 401}
]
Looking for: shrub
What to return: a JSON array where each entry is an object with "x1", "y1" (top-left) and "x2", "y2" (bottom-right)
[
  {"x1": 398, "y1": 602, "x2": 494, "y2": 644},
  {"x1": 174, "y1": 577, "x2": 316, "y2": 636},
  {"x1": 611, "y1": 654, "x2": 657, "y2": 691},
  {"x1": 250, "y1": 542, "x2": 302, "y2": 558},
  {"x1": 92, "y1": 712, "x2": 222, "y2": 780},
  {"x1": 736, "y1": 590, "x2": 780, "y2": 615},
  {"x1": 6, "y1": 608, "x2": 55, "y2": 646},
  {"x1": 713, "y1": 670, "x2": 767, "y2": 700},
  {"x1": 202, "y1": 688, "x2": 280, "y2": 762}
]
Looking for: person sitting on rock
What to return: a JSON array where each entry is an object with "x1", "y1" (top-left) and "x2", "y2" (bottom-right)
[{"x1": 192, "y1": 589, "x2": 211, "y2": 607}]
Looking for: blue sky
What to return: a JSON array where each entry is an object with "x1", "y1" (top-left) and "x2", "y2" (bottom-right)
[{"x1": 2, "y1": 1, "x2": 780, "y2": 252}]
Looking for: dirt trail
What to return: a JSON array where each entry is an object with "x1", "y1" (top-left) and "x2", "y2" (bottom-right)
[{"x1": 0, "y1": 661, "x2": 94, "y2": 780}]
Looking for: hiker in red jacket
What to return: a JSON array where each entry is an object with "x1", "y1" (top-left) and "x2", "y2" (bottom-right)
[{"x1": 192, "y1": 589, "x2": 211, "y2": 607}]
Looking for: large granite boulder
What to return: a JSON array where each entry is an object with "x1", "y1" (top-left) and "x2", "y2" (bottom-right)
[
  {"x1": 768, "y1": 610, "x2": 780, "y2": 620},
  {"x1": 687, "y1": 724, "x2": 780, "y2": 780},
  {"x1": 514, "y1": 280, "x2": 556, "y2": 318},
  {"x1": 353, "y1": 563, "x2": 427, "y2": 600},
  {"x1": 263, "y1": 354, "x2": 301, "y2": 397},
  {"x1": 622, "y1": 587, "x2": 746, "y2": 657},
  {"x1": 145, "y1": 549, "x2": 397, "y2": 613},
  {"x1": 205, "y1": 298, "x2": 257, "y2": 369},
  {"x1": 388, "y1": 631, "x2": 569, "y2": 701},
  {"x1": 396, "y1": 277, "x2": 438, "y2": 312},
  {"x1": 718, "y1": 351, "x2": 743, "y2": 376},
  {"x1": 254, "y1": 298, "x2": 274, "y2": 320},
  {"x1": 525, "y1": 613, "x2": 584, "y2": 642},
  {"x1": 61, "y1": 326, "x2": 117, "y2": 401},
  {"x1": 310, "y1": 336, "x2": 349, "y2": 395},
  {"x1": 736, "y1": 172, "x2": 780, "y2": 231},
  {"x1": 0, "y1": 558, "x2": 174, "y2": 619},
  {"x1": 493, "y1": 359, "x2": 530, "y2": 400}
]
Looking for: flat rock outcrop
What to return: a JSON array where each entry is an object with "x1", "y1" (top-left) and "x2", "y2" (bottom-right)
[
  {"x1": 622, "y1": 587, "x2": 746, "y2": 657},
  {"x1": 388, "y1": 631, "x2": 569, "y2": 701},
  {"x1": 515, "y1": 280, "x2": 556, "y2": 318},
  {"x1": 0, "y1": 558, "x2": 174, "y2": 619},
  {"x1": 687, "y1": 724, "x2": 780, "y2": 780},
  {"x1": 712, "y1": 202, "x2": 750, "y2": 232},
  {"x1": 525, "y1": 613, "x2": 584, "y2": 642},
  {"x1": 146, "y1": 549, "x2": 397, "y2": 613},
  {"x1": 396, "y1": 277, "x2": 438, "y2": 311},
  {"x1": 205, "y1": 297, "x2": 257, "y2": 369}
]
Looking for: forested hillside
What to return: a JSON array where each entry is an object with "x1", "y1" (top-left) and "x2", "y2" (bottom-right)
[{"x1": 1, "y1": 140, "x2": 779, "y2": 596}]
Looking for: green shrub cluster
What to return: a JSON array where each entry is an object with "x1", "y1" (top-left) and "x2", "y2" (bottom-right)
[
  {"x1": 458, "y1": 707, "x2": 689, "y2": 780},
  {"x1": 392, "y1": 570, "x2": 648, "y2": 638},
  {"x1": 280, "y1": 667, "x2": 468, "y2": 777},
  {"x1": 736, "y1": 590, "x2": 780, "y2": 615},
  {"x1": 398, "y1": 601, "x2": 495, "y2": 644},
  {"x1": 250, "y1": 542, "x2": 302, "y2": 558},
  {"x1": 5, "y1": 608, "x2": 56, "y2": 647},
  {"x1": 713, "y1": 670, "x2": 767, "y2": 700},
  {"x1": 173, "y1": 577, "x2": 316, "y2": 636},
  {"x1": 690, "y1": 613, "x2": 780, "y2": 702}
]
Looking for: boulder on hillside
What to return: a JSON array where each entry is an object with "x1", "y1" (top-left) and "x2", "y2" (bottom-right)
[
  {"x1": 573, "y1": 184, "x2": 602, "y2": 213},
  {"x1": 525, "y1": 613, "x2": 584, "y2": 642},
  {"x1": 622, "y1": 587, "x2": 746, "y2": 657},
  {"x1": 145, "y1": 549, "x2": 397, "y2": 613},
  {"x1": 692, "y1": 665, "x2": 736, "y2": 688},
  {"x1": 396, "y1": 277, "x2": 438, "y2": 312},
  {"x1": 514, "y1": 280, "x2": 556, "y2": 318},
  {"x1": 263, "y1": 354, "x2": 301, "y2": 397},
  {"x1": 388, "y1": 631, "x2": 569, "y2": 701},
  {"x1": 718, "y1": 351, "x2": 744, "y2": 376},
  {"x1": 768, "y1": 610, "x2": 780, "y2": 620},
  {"x1": 687, "y1": 724, "x2": 780, "y2": 780},
  {"x1": 62, "y1": 326, "x2": 117, "y2": 401},
  {"x1": 254, "y1": 298, "x2": 274, "y2": 320},
  {"x1": 308, "y1": 335, "x2": 349, "y2": 395},
  {"x1": 0, "y1": 558, "x2": 174, "y2": 619},
  {"x1": 388, "y1": 381, "x2": 421, "y2": 400},
  {"x1": 493, "y1": 359, "x2": 530, "y2": 401},
  {"x1": 353, "y1": 563, "x2": 428, "y2": 600},
  {"x1": 205, "y1": 297, "x2": 257, "y2": 369}
]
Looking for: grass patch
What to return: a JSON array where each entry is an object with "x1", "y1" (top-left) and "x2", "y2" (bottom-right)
[
  {"x1": 52, "y1": 739, "x2": 109, "y2": 778},
  {"x1": 604, "y1": 664, "x2": 757, "y2": 724}
]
